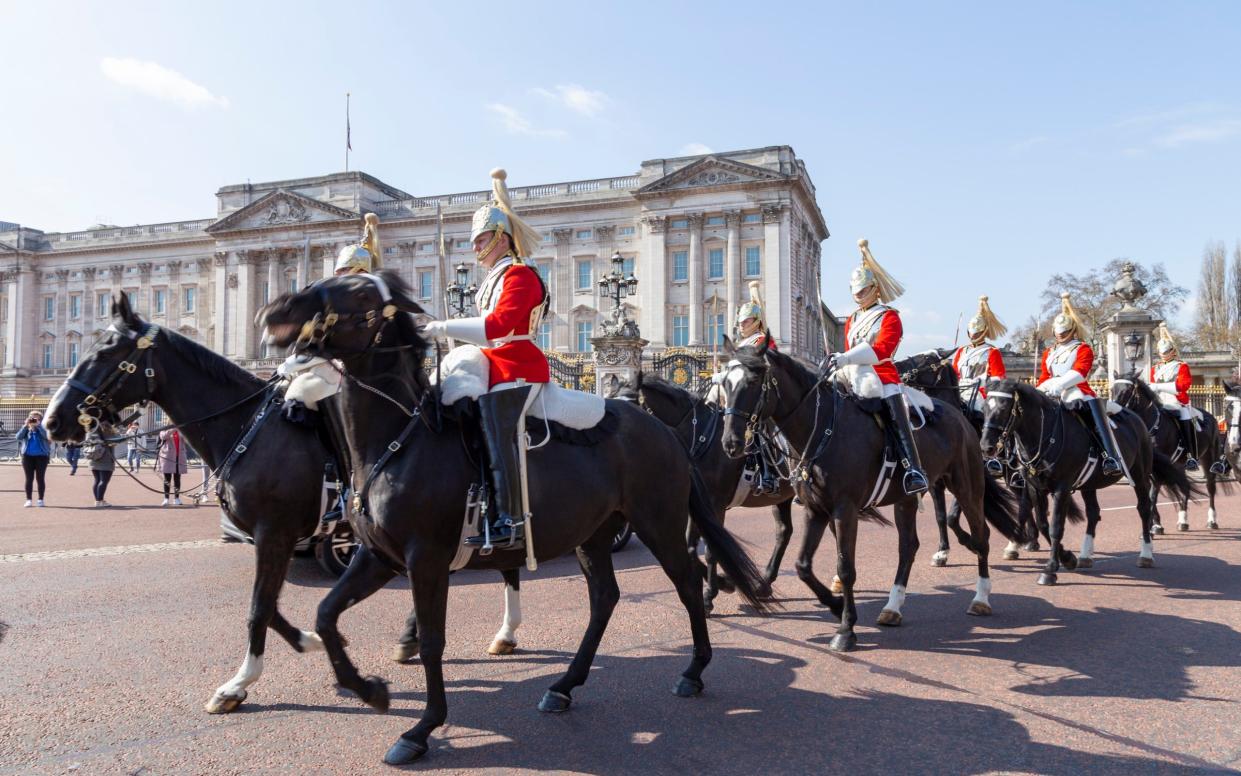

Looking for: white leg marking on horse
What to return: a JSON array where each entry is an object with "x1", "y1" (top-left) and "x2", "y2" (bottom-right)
[
  {"x1": 299, "y1": 630, "x2": 325, "y2": 652},
  {"x1": 216, "y1": 653, "x2": 263, "y2": 698},
  {"x1": 1208, "y1": 507, "x2": 1219, "y2": 527},
  {"x1": 1177, "y1": 509, "x2": 1189, "y2": 528},
  {"x1": 1140, "y1": 540, "x2": 1154, "y2": 560},
  {"x1": 932, "y1": 549, "x2": 949, "y2": 563},
  {"x1": 493, "y1": 583, "x2": 522, "y2": 647},
  {"x1": 883, "y1": 584, "x2": 906, "y2": 615},
  {"x1": 971, "y1": 577, "x2": 992, "y2": 607},
  {"x1": 1080, "y1": 534, "x2": 1094, "y2": 560}
]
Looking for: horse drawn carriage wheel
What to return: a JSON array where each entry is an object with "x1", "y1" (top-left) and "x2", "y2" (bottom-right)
[{"x1": 315, "y1": 521, "x2": 358, "y2": 577}]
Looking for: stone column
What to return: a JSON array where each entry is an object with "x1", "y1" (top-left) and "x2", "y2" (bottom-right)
[
  {"x1": 82, "y1": 267, "x2": 97, "y2": 323},
  {"x1": 195, "y1": 258, "x2": 211, "y2": 342},
  {"x1": 266, "y1": 254, "x2": 280, "y2": 308},
  {"x1": 297, "y1": 243, "x2": 308, "y2": 291},
  {"x1": 687, "y1": 213, "x2": 703, "y2": 346},
  {"x1": 639, "y1": 215, "x2": 666, "y2": 349},
  {"x1": 553, "y1": 228, "x2": 573, "y2": 350},
  {"x1": 213, "y1": 252, "x2": 229, "y2": 354},
  {"x1": 236, "y1": 251, "x2": 259, "y2": 359},
  {"x1": 319, "y1": 244, "x2": 336, "y2": 279},
  {"x1": 54, "y1": 269, "x2": 70, "y2": 366},
  {"x1": 591, "y1": 333, "x2": 648, "y2": 397},
  {"x1": 137, "y1": 262, "x2": 153, "y2": 317},
  {"x1": 166, "y1": 260, "x2": 182, "y2": 321},
  {"x1": 724, "y1": 210, "x2": 741, "y2": 337},
  {"x1": 2, "y1": 268, "x2": 25, "y2": 373},
  {"x1": 762, "y1": 204, "x2": 788, "y2": 344}
]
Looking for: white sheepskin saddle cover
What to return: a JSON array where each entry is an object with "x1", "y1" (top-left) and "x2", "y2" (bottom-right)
[
  {"x1": 836, "y1": 364, "x2": 935, "y2": 414},
  {"x1": 429, "y1": 345, "x2": 606, "y2": 430}
]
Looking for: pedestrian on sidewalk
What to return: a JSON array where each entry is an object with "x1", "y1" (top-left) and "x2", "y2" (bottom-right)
[
  {"x1": 157, "y1": 428, "x2": 188, "y2": 506},
  {"x1": 125, "y1": 421, "x2": 143, "y2": 471},
  {"x1": 87, "y1": 421, "x2": 119, "y2": 507},
  {"x1": 65, "y1": 440, "x2": 83, "y2": 475},
  {"x1": 16, "y1": 410, "x2": 51, "y2": 507}
]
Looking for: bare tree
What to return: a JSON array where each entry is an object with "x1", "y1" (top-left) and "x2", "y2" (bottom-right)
[
  {"x1": 1195, "y1": 241, "x2": 1230, "y2": 348},
  {"x1": 1030, "y1": 258, "x2": 1189, "y2": 340}
]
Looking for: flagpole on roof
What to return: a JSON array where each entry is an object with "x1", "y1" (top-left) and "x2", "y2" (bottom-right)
[{"x1": 345, "y1": 92, "x2": 351, "y2": 172}]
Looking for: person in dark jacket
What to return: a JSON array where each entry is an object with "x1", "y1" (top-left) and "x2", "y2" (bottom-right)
[
  {"x1": 86, "y1": 421, "x2": 121, "y2": 508},
  {"x1": 16, "y1": 411, "x2": 51, "y2": 507}
]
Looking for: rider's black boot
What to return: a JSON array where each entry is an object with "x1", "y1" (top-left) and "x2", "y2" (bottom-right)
[
  {"x1": 1088, "y1": 398, "x2": 1124, "y2": 476},
  {"x1": 1179, "y1": 418, "x2": 1199, "y2": 471},
  {"x1": 466, "y1": 386, "x2": 532, "y2": 548},
  {"x1": 883, "y1": 394, "x2": 929, "y2": 495}
]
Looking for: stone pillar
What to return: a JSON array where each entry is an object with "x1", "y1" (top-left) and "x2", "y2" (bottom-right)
[
  {"x1": 639, "y1": 215, "x2": 666, "y2": 349},
  {"x1": 108, "y1": 265, "x2": 124, "y2": 318},
  {"x1": 236, "y1": 251, "x2": 259, "y2": 359},
  {"x1": 82, "y1": 266, "x2": 97, "y2": 323},
  {"x1": 320, "y1": 244, "x2": 335, "y2": 279},
  {"x1": 762, "y1": 204, "x2": 787, "y2": 344},
  {"x1": 266, "y1": 254, "x2": 280, "y2": 307},
  {"x1": 687, "y1": 213, "x2": 703, "y2": 346},
  {"x1": 724, "y1": 211, "x2": 740, "y2": 338},
  {"x1": 553, "y1": 228, "x2": 573, "y2": 350},
  {"x1": 137, "y1": 262, "x2": 153, "y2": 316},
  {"x1": 195, "y1": 258, "x2": 211, "y2": 342},
  {"x1": 2, "y1": 268, "x2": 25, "y2": 372},
  {"x1": 297, "y1": 243, "x2": 308, "y2": 291},
  {"x1": 54, "y1": 269, "x2": 70, "y2": 366},
  {"x1": 591, "y1": 333, "x2": 648, "y2": 397},
  {"x1": 166, "y1": 260, "x2": 182, "y2": 321},
  {"x1": 213, "y1": 252, "x2": 229, "y2": 354}
]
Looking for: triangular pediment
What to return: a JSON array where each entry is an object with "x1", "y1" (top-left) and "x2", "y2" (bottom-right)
[
  {"x1": 637, "y1": 156, "x2": 786, "y2": 194},
  {"x1": 206, "y1": 189, "x2": 359, "y2": 233}
]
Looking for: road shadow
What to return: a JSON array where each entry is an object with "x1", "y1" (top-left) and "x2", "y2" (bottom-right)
[{"x1": 324, "y1": 648, "x2": 1228, "y2": 774}]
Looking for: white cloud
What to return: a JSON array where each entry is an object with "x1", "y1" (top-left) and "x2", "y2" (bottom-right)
[
  {"x1": 99, "y1": 57, "x2": 228, "y2": 109},
  {"x1": 532, "y1": 84, "x2": 609, "y2": 117},
  {"x1": 680, "y1": 143, "x2": 713, "y2": 156},
  {"x1": 1153, "y1": 119, "x2": 1241, "y2": 149},
  {"x1": 486, "y1": 104, "x2": 567, "y2": 139}
]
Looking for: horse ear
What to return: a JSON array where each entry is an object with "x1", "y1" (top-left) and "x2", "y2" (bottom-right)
[
  {"x1": 758, "y1": 329, "x2": 772, "y2": 355},
  {"x1": 722, "y1": 335, "x2": 736, "y2": 356},
  {"x1": 111, "y1": 292, "x2": 142, "y2": 329}
]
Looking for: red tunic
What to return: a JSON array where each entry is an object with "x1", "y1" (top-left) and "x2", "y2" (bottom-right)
[
  {"x1": 952, "y1": 344, "x2": 1006, "y2": 397},
  {"x1": 738, "y1": 332, "x2": 778, "y2": 351},
  {"x1": 1037, "y1": 342, "x2": 1096, "y2": 397},
  {"x1": 844, "y1": 307, "x2": 902, "y2": 384},
  {"x1": 1149, "y1": 361, "x2": 1191, "y2": 405},
  {"x1": 481, "y1": 264, "x2": 550, "y2": 387}
]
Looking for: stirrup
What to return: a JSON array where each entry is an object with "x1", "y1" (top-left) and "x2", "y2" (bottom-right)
[
  {"x1": 984, "y1": 458, "x2": 1004, "y2": 475},
  {"x1": 1184, "y1": 457, "x2": 1199, "y2": 472},
  {"x1": 1101, "y1": 455, "x2": 1122, "y2": 475},
  {"x1": 465, "y1": 516, "x2": 524, "y2": 552},
  {"x1": 1210, "y1": 460, "x2": 1228, "y2": 475},
  {"x1": 902, "y1": 469, "x2": 929, "y2": 495}
]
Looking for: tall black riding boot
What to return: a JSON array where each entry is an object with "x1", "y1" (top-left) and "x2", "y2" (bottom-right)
[
  {"x1": 1088, "y1": 398, "x2": 1124, "y2": 476},
  {"x1": 466, "y1": 385, "x2": 532, "y2": 548},
  {"x1": 883, "y1": 394, "x2": 929, "y2": 495},
  {"x1": 1179, "y1": 418, "x2": 1199, "y2": 471}
]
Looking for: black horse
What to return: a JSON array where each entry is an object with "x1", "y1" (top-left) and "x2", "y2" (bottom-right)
[
  {"x1": 1112, "y1": 371, "x2": 1227, "y2": 532},
  {"x1": 717, "y1": 339, "x2": 1023, "y2": 652},
  {"x1": 262, "y1": 271, "x2": 771, "y2": 765},
  {"x1": 980, "y1": 379, "x2": 1197, "y2": 584},
  {"x1": 42, "y1": 295, "x2": 333, "y2": 714}
]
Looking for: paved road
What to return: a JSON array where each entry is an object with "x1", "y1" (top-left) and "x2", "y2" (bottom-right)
[{"x1": 1, "y1": 462, "x2": 1239, "y2": 774}]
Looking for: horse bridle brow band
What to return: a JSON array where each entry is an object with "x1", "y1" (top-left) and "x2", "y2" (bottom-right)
[{"x1": 68, "y1": 324, "x2": 159, "y2": 426}]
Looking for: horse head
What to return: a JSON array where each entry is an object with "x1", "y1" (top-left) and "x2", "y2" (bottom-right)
[
  {"x1": 1109, "y1": 369, "x2": 1146, "y2": 408},
  {"x1": 979, "y1": 377, "x2": 1022, "y2": 459},
  {"x1": 45, "y1": 293, "x2": 158, "y2": 442},
  {"x1": 263, "y1": 271, "x2": 426, "y2": 361},
  {"x1": 899, "y1": 348, "x2": 958, "y2": 392},
  {"x1": 1224, "y1": 378, "x2": 1241, "y2": 455},
  {"x1": 717, "y1": 334, "x2": 774, "y2": 459}
]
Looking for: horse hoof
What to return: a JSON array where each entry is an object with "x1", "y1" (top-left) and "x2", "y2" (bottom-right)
[
  {"x1": 383, "y1": 736, "x2": 428, "y2": 766},
  {"x1": 673, "y1": 676, "x2": 704, "y2": 698},
  {"x1": 828, "y1": 632, "x2": 858, "y2": 653},
  {"x1": 1060, "y1": 553, "x2": 1078, "y2": 571},
  {"x1": 703, "y1": 598, "x2": 715, "y2": 615},
  {"x1": 363, "y1": 676, "x2": 390, "y2": 713},
  {"x1": 1077, "y1": 557, "x2": 1093, "y2": 569},
  {"x1": 1023, "y1": 541, "x2": 1041, "y2": 552},
  {"x1": 1037, "y1": 572, "x2": 1058, "y2": 586},
  {"x1": 876, "y1": 609, "x2": 902, "y2": 627},
  {"x1": 204, "y1": 690, "x2": 245, "y2": 714},
  {"x1": 1152, "y1": 524, "x2": 1164, "y2": 535},
  {"x1": 1137, "y1": 556, "x2": 1154, "y2": 569},
  {"x1": 1178, "y1": 523, "x2": 1189, "y2": 532},
  {"x1": 830, "y1": 577, "x2": 844, "y2": 595},
  {"x1": 538, "y1": 690, "x2": 572, "y2": 713},
  {"x1": 967, "y1": 601, "x2": 992, "y2": 617},
  {"x1": 931, "y1": 552, "x2": 948, "y2": 567},
  {"x1": 1208, "y1": 521, "x2": 1220, "y2": 530},
  {"x1": 487, "y1": 639, "x2": 517, "y2": 656},
  {"x1": 716, "y1": 574, "x2": 736, "y2": 594},
  {"x1": 1003, "y1": 549, "x2": 1020, "y2": 561},
  {"x1": 391, "y1": 640, "x2": 420, "y2": 663}
]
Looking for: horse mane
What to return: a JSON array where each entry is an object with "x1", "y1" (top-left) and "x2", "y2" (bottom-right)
[
  {"x1": 735, "y1": 346, "x2": 820, "y2": 394},
  {"x1": 375, "y1": 269, "x2": 431, "y2": 393},
  {"x1": 129, "y1": 321, "x2": 264, "y2": 389},
  {"x1": 989, "y1": 377, "x2": 1051, "y2": 407},
  {"x1": 638, "y1": 373, "x2": 699, "y2": 416}
]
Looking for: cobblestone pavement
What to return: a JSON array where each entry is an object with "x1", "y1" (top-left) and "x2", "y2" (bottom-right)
[{"x1": 1, "y1": 461, "x2": 1240, "y2": 775}]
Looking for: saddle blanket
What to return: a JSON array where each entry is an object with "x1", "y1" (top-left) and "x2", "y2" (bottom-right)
[
  {"x1": 836, "y1": 364, "x2": 936, "y2": 414},
  {"x1": 430, "y1": 345, "x2": 606, "y2": 430}
]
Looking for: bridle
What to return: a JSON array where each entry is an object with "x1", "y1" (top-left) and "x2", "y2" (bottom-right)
[
  {"x1": 294, "y1": 278, "x2": 400, "y2": 355},
  {"x1": 721, "y1": 361, "x2": 781, "y2": 447},
  {"x1": 982, "y1": 389, "x2": 1063, "y2": 478},
  {"x1": 1110, "y1": 377, "x2": 1161, "y2": 435},
  {"x1": 67, "y1": 323, "x2": 160, "y2": 430}
]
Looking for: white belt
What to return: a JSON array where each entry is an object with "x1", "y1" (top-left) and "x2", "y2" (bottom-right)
[{"x1": 492, "y1": 334, "x2": 535, "y2": 344}]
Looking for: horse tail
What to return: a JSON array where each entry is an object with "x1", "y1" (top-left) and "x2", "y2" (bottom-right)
[
  {"x1": 980, "y1": 474, "x2": 1025, "y2": 541},
  {"x1": 1151, "y1": 449, "x2": 1204, "y2": 503},
  {"x1": 687, "y1": 465, "x2": 776, "y2": 613},
  {"x1": 859, "y1": 506, "x2": 893, "y2": 526},
  {"x1": 1063, "y1": 494, "x2": 1085, "y2": 524}
]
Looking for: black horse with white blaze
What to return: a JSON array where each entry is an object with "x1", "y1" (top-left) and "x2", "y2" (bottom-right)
[{"x1": 262, "y1": 271, "x2": 772, "y2": 765}]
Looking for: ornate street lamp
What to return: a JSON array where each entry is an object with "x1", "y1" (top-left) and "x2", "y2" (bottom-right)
[
  {"x1": 1123, "y1": 330, "x2": 1144, "y2": 374},
  {"x1": 597, "y1": 251, "x2": 639, "y2": 336},
  {"x1": 445, "y1": 262, "x2": 477, "y2": 318}
]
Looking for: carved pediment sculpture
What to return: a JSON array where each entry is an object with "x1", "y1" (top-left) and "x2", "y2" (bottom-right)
[
  {"x1": 636, "y1": 155, "x2": 786, "y2": 195},
  {"x1": 206, "y1": 189, "x2": 359, "y2": 234}
]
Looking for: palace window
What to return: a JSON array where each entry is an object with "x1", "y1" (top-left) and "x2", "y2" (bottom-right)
[
  {"x1": 672, "y1": 315, "x2": 689, "y2": 347},
  {"x1": 576, "y1": 260, "x2": 592, "y2": 290},
  {"x1": 706, "y1": 216, "x2": 725, "y2": 226},
  {"x1": 707, "y1": 312, "x2": 726, "y2": 346},
  {"x1": 125, "y1": 290, "x2": 137, "y2": 310},
  {"x1": 670, "y1": 218, "x2": 688, "y2": 230},
  {"x1": 69, "y1": 294, "x2": 81, "y2": 319},
  {"x1": 575, "y1": 230, "x2": 592, "y2": 240},
  {"x1": 618, "y1": 226, "x2": 635, "y2": 236},
  {"x1": 153, "y1": 288, "x2": 166, "y2": 315},
  {"x1": 68, "y1": 341, "x2": 79, "y2": 367},
  {"x1": 745, "y1": 246, "x2": 761, "y2": 276},
  {"x1": 44, "y1": 296, "x2": 54, "y2": 321},
  {"x1": 42, "y1": 343, "x2": 53, "y2": 369},
  {"x1": 576, "y1": 321, "x2": 593, "y2": 352},
  {"x1": 743, "y1": 213, "x2": 761, "y2": 223},
  {"x1": 672, "y1": 251, "x2": 688, "y2": 282},
  {"x1": 183, "y1": 286, "x2": 196, "y2": 314},
  {"x1": 456, "y1": 240, "x2": 469, "y2": 249},
  {"x1": 97, "y1": 292, "x2": 109, "y2": 317},
  {"x1": 535, "y1": 262, "x2": 553, "y2": 298},
  {"x1": 537, "y1": 321, "x2": 551, "y2": 350},
  {"x1": 621, "y1": 256, "x2": 635, "y2": 276},
  {"x1": 708, "y1": 248, "x2": 724, "y2": 279},
  {"x1": 418, "y1": 270, "x2": 434, "y2": 300}
]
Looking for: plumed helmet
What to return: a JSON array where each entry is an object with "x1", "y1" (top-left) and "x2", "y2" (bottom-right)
[
  {"x1": 736, "y1": 281, "x2": 765, "y2": 325},
  {"x1": 334, "y1": 213, "x2": 381, "y2": 274},
  {"x1": 1155, "y1": 323, "x2": 1177, "y2": 355},
  {"x1": 850, "y1": 239, "x2": 905, "y2": 302},
  {"x1": 1052, "y1": 292, "x2": 1085, "y2": 338},
  {"x1": 967, "y1": 295, "x2": 1007, "y2": 340},
  {"x1": 469, "y1": 168, "x2": 542, "y2": 258}
]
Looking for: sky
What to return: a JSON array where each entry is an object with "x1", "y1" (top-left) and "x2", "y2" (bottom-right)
[{"x1": 2, "y1": 0, "x2": 1238, "y2": 350}]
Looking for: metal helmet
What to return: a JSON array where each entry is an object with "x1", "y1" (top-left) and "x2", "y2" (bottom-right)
[
  {"x1": 334, "y1": 213, "x2": 381, "y2": 274},
  {"x1": 967, "y1": 295, "x2": 1006, "y2": 341},
  {"x1": 1155, "y1": 323, "x2": 1177, "y2": 356},
  {"x1": 1053, "y1": 292, "x2": 1084, "y2": 337},
  {"x1": 736, "y1": 281, "x2": 765, "y2": 325},
  {"x1": 850, "y1": 239, "x2": 904, "y2": 302},
  {"x1": 469, "y1": 168, "x2": 542, "y2": 260}
]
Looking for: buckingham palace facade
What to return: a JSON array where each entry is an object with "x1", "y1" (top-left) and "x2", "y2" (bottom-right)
[{"x1": 0, "y1": 145, "x2": 832, "y2": 397}]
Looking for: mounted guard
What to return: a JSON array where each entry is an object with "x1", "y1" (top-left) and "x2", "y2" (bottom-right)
[
  {"x1": 952, "y1": 295, "x2": 1007, "y2": 414},
  {"x1": 1146, "y1": 324, "x2": 1212, "y2": 472},
  {"x1": 1036, "y1": 293, "x2": 1124, "y2": 476},
  {"x1": 735, "y1": 281, "x2": 777, "y2": 350},
  {"x1": 731, "y1": 280, "x2": 784, "y2": 494},
  {"x1": 826, "y1": 238, "x2": 928, "y2": 495},
  {"x1": 422, "y1": 168, "x2": 550, "y2": 549}
]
